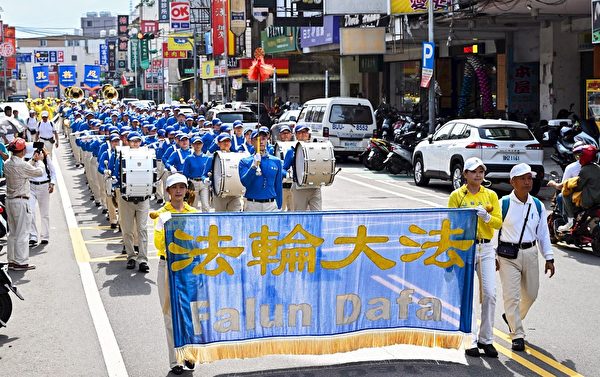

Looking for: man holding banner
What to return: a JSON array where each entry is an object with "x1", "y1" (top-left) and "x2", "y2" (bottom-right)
[
  {"x1": 152, "y1": 173, "x2": 197, "y2": 375},
  {"x1": 448, "y1": 157, "x2": 501, "y2": 358}
]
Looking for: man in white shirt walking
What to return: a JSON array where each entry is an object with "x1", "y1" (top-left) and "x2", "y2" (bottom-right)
[
  {"x1": 35, "y1": 111, "x2": 59, "y2": 157},
  {"x1": 497, "y1": 163, "x2": 555, "y2": 352},
  {"x1": 28, "y1": 146, "x2": 57, "y2": 246}
]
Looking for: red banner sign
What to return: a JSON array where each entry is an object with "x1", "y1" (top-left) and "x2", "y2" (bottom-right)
[{"x1": 162, "y1": 42, "x2": 187, "y2": 59}]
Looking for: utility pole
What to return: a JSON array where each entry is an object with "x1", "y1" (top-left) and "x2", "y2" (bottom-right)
[
  {"x1": 222, "y1": 2, "x2": 228, "y2": 103},
  {"x1": 427, "y1": 0, "x2": 436, "y2": 135}
]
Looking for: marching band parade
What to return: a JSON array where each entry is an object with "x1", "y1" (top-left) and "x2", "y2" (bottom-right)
[{"x1": 1, "y1": 1, "x2": 599, "y2": 377}]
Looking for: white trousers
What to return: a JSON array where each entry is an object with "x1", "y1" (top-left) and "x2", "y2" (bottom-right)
[
  {"x1": 6, "y1": 198, "x2": 32, "y2": 265},
  {"x1": 156, "y1": 162, "x2": 166, "y2": 201},
  {"x1": 244, "y1": 200, "x2": 278, "y2": 212},
  {"x1": 498, "y1": 246, "x2": 540, "y2": 340},
  {"x1": 213, "y1": 195, "x2": 242, "y2": 212},
  {"x1": 467, "y1": 242, "x2": 496, "y2": 347},
  {"x1": 282, "y1": 188, "x2": 293, "y2": 211},
  {"x1": 157, "y1": 259, "x2": 178, "y2": 368},
  {"x1": 292, "y1": 185, "x2": 322, "y2": 211},
  {"x1": 190, "y1": 180, "x2": 211, "y2": 212},
  {"x1": 29, "y1": 182, "x2": 50, "y2": 242},
  {"x1": 118, "y1": 196, "x2": 149, "y2": 262}
]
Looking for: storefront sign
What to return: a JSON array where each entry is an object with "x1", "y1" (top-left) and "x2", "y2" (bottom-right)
[
  {"x1": 163, "y1": 42, "x2": 188, "y2": 59},
  {"x1": 339, "y1": 27, "x2": 385, "y2": 55},
  {"x1": 325, "y1": 0, "x2": 389, "y2": 15},
  {"x1": 261, "y1": 27, "x2": 297, "y2": 54},
  {"x1": 343, "y1": 14, "x2": 390, "y2": 28},
  {"x1": 159, "y1": 0, "x2": 170, "y2": 23},
  {"x1": 391, "y1": 0, "x2": 450, "y2": 14},
  {"x1": 230, "y1": 0, "x2": 246, "y2": 36},
  {"x1": 300, "y1": 16, "x2": 340, "y2": 48}
]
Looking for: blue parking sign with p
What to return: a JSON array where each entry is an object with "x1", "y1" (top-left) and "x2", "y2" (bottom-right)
[{"x1": 422, "y1": 42, "x2": 435, "y2": 70}]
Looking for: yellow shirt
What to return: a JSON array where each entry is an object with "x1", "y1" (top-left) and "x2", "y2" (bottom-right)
[
  {"x1": 153, "y1": 202, "x2": 197, "y2": 258},
  {"x1": 448, "y1": 184, "x2": 502, "y2": 240}
]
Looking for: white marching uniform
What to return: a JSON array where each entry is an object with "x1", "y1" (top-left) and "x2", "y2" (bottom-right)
[
  {"x1": 37, "y1": 120, "x2": 57, "y2": 156},
  {"x1": 29, "y1": 155, "x2": 57, "y2": 243}
]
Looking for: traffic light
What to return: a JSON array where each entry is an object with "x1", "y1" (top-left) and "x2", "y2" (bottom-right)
[{"x1": 137, "y1": 32, "x2": 155, "y2": 40}]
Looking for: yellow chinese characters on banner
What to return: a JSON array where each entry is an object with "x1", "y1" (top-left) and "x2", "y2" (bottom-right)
[
  {"x1": 391, "y1": 0, "x2": 450, "y2": 14},
  {"x1": 168, "y1": 34, "x2": 193, "y2": 51},
  {"x1": 201, "y1": 60, "x2": 215, "y2": 79}
]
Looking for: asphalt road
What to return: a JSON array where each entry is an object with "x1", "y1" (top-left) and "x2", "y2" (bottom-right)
[{"x1": 0, "y1": 138, "x2": 596, "y2": 377}]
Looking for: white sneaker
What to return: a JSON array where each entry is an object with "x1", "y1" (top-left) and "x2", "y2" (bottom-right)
[{"x1": 557, "y1": 218, "x2": 574, "y2": 232}]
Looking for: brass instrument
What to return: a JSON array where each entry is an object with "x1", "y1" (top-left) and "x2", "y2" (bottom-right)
[
  {"x1": 102, "y1": 84, "x2": 119, "y2": 102},
  {"x1": 66, "y1": 86, "x2": 84, "y2": 102}
]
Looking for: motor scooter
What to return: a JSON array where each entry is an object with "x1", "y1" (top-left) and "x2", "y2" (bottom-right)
[
  {"x1": 360, "y1": 138, "x2": 390, "y2": 171},
  {"x1": 0, "y1": 262, "x2": 24, "y2": 327}
]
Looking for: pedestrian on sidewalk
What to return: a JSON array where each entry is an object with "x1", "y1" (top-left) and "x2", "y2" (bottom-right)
[
  {"x1": 497, "y1": 163, "x2": 555, "y2": 351},
  {"x1": 4, "y1": 138, "x2": 45, "y2": 270},
  {"x1": 28, "y1": 146, "x2": 57, "y2": 246},
  {"x1": 448, "y1": 157, "x2": 501, "y2": 358},
  {"x1": 152, "y1": 173, "x2": 197, "y2": 375}
]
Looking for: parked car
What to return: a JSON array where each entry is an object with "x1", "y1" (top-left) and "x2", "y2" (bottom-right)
[
  {"x1": 412, "y1": 118, "x2": 544, "y2": 194},
  {"x1": 295, "y1": 97, "x2": 377, "y2": 157},
  {"x1": 130, "y1": 100, "x2": 156, "y2": 109},
  {"x1": 205, "y1": 105, "x2": 258, "y2": 129},
  {"x1": 7, "y1": 95, "x2": 27, "y2": 102}
]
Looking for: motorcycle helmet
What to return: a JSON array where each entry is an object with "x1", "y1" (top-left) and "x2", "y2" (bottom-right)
[
  {"x1": 579, "y1": 145, "x2": 598, "y2": 166},
  {"x1": 572, "y1": 140, "x2": 587, "y2": 154}
]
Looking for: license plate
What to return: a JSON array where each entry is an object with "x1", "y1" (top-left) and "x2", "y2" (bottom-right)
[
  {"x1": 503, "y1": 154, "x2": 520, "y2": 161},
  {"x1": 345, "y1": 141, "x2": 358, "y2": 148}
]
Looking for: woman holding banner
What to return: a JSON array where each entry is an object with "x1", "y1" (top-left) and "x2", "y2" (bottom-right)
[
  {"x1": 152, "y1": 173, "x2": 197, "y2": 375},
  {"x1": 447, "y1": 157, "x2": 501, "y2": 358}
]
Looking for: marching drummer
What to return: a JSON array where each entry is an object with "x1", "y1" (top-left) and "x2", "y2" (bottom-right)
[
  {"x1": 239, "y1": 129, "x2": 283, "y2": 212},
  {"x1": 182, "y1": 136, "x2": 211, "y2": 212},
  {"x1": 117, "y1": 131, "x2": 151, "y2": 273},
  {"x1": 284, "y1": 125, "x2": 322, "y2": 211},
  {"x1": 97, "y1": 134, "x2": 121, "y2": 229},
  {"x1": 278, "y1": 125, "x2": 293, "y2": 142},
  {"x1": 277, "y1": 125, "x2": 294, "y2": 211},
  {"x1": 206, "y1": 133, "x2": 243, "y2": 212},
  {"x1": 231, "y1": 120, "x2": 246, "y2": 152},
  {"x1": 207, "y1": 124, "x2": 232, "y2": 153}
]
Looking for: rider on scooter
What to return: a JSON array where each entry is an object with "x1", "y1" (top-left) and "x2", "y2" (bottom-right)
[
  {"x1": 547, "y1": 141, "x2": 586, "y2": 217},
  {"x1": 559, "y1": 145, "x2": 600, "y2": 232}
]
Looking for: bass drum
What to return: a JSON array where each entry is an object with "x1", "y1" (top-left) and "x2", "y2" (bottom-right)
[
  {"x1": 274, "y1": 141, "x2": 296, "y2": 184},
  {"x1": 119, "y1": 146, "x2": 157, "y2": 198},
  {"x1": 293, "y1": 141, "x2": 335, "y2": 188},
  {"x1": 212, "y1": 151, "x2": 250, "y2": 197}
]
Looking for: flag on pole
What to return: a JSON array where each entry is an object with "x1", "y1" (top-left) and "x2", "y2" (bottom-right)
[{"x1": 120, "y1": 71, "x2": 128, "y2": 86}]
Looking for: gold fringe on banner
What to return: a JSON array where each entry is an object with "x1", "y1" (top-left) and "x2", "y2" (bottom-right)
[{"x1": 175, "y1": 329, "x2": 465, "y2": 364}]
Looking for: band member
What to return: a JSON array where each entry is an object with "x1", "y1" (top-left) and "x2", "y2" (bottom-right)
[
  {"x1": 165, "y1": 133, "x2": 191, "y2": 173},
  {"x1": 277, "y1": 125, "x2": 294, "y2": 211},
  {"x1": 284, "y1": 125, "x2": 322, "y2": 211},
  {"x1": 98, "y1": 134, "x2": 121, "y2": 229},
  {"x1": 116, "y1": 132, "x2": 151, "y2": 273},
  {"x1": 26, "y1": 109, "x2": 38, "y2": 142},
  {"x1": 239, "y1": 129, "x2": 283, "y2": 212},
  {"x1": 231, "y1": 120, "x2": 246, "y2": 152},
  {"x1": 206, "y1": 133, "x2": 243, "y2": 212},
  {"x1": 182, "y1": 136, "x2": 211, "y2": 212}
]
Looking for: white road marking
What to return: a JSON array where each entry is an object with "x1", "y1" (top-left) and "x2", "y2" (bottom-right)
[
  {"x1": 54, "y1": 152, "x2": 129, "y2": 377},
  {"x1": 336, "y1": 174, "x2": 441, "y2": 207}
]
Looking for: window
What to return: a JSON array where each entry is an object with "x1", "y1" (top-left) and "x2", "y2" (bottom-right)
[
  {"x1": 328, "y1": 105, "x2": 373, "y2": 124},
  {"x1": 478, "y1": 126, "x2": 534, "y2": 141},
  {"x1": 313, "y1": 106, "x2": 325, "y2": 123},
  {"x1": 217, "y1": 112, "x2": 257, "y2": 123},
  {"x1": 304, "y1": 107, "x2": 315, "y2": 123},
  {"x1": 433, "y1": 123, "x2": 454, "y2": 141},
  {"x1": 86, "y1": 21, "x2": 93, "y2": 27},
  {"x1": 40, "y1": 40, "x2": 48, "y2": 47},
  {"x1": 71, "y1": 55, "x2": 78, "y2": 61},
  {"x1": 67, "y1": 40, "x2": 80, "y2": 47},
  {"x1": 449, "y1": 123, "x2": 470, "y2": 140}
]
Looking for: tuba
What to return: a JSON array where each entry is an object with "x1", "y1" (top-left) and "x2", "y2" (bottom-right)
[
  {"x1": 66, "y1": 86, "x2": 85, "y2": 102},
  {"x1": 102, "y1": 84, "x2": 119, "y2": 102}
]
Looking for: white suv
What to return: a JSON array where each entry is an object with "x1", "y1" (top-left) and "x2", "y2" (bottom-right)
[{"x1": 412, "y1": 119, "x2": 544, "y2": 194}]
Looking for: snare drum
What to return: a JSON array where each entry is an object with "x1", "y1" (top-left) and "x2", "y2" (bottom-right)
[
  {"x1": 274, "y1": 141, "x2": 296, "y2": 184},
  {"x1": 119, "y1": 146, "x2": 157, "y2": 198},
  {"x1": 212, "y1": 151, "x2": 250, "y2": 197},
  {"x1": 293, "y1": 141, "x2": 335, "y2": 187}
]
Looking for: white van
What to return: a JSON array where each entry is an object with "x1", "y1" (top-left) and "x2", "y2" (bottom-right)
[{"x1": 295, "y1": 97, "x2": 376, "y2": 156}]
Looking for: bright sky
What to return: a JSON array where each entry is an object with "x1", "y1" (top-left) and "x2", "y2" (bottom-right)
[{"x1": 0, "y1": 0, "x2": 131, "y2": 38}]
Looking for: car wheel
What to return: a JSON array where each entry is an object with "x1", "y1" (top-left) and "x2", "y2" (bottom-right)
[
  {"x1": 413, "y1": 157, "x2": 429, "y2": 186},
  {"x1": 451, "y1": 163, "x2": 464, "y2": 190}
]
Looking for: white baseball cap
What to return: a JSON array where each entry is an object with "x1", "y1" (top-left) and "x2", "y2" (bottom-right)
[
  {"x1": 41, "y1": 111, "x2": 49, "y2": 117},
  {"x1": 463, "y1": 157, "x2": 486, "y2": 172},
  {"x1": 509, "y1": 163, "x2": 537, "y2": 179},
  {"x1": 166, "y1": 173, "x2": 188, "y2": 188}
]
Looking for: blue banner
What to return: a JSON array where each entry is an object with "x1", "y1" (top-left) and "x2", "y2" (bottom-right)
[
  {"x1": 16, "y1": 53, "x2": 32, "y2": 63},
  {"x1": 58, "y1": 65, "x2": 77, "y2": 87},
  {"x1": 32, "y1": 65, "x2": 50, "y2": 90},
  {"x1": 99, "y1": 44, "x2": 108, "y2": 66},
  {"x1": 165, "y1": 208, "x2": 476, "y2": 362},
  {"x1": 83, "y1": 64, "x2": 101, "y2": 90}
]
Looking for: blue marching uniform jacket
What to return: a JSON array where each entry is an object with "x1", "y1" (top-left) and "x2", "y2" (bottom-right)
[{"x1": 239, "y1": 154, "x2": 283, "y2": 209}]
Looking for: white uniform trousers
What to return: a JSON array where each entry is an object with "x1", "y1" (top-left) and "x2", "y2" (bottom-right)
[
  {"x1": 72, "y1": 141, "x2": 83, "y2": 166},
  {"x1": 106, "y1": 192, "x2": 118, "y2": 225},
  {"x1": 6, "y1": 198, "x2": 32, "y2": 265},
  {"x1": 93, "y1": 165, "x2": 107, "y2": 209},
  {"x1": 282, "y1": 187, "x2": 293, "y2": 211},
  {"x1": 156, "y1": 161, "x2": 166, "y2": 201},
  {"x1": 498, "y1": 245, "x2": 540, "y2": 340},
  {"x1": 467, "y1": 242, "x2": 496, "y2": 348},
  {"x1": 118, "y1": 196, "x2": 149, "y2": 262},
  {"x1": 244, "y1": 200, "x2": 278, "y2": 212},
  {"x1": 157, "y1": 258, "x2": 178, "y2": 368},
  {"x1": 41, "y1": 139, "x2": 55, "y2": 157},
  {"x1": 212, "y1": 195, "x2": 242, "y2": 212},
  {"x1": 190, "y1": 179, "x2": 211, "y2": 212},
  {"x1": 292, "y1": 185, "x2": 322, "y2": 211},
  {"x1": 29, "y1": 182, "x2": 50, "y2": 242}
]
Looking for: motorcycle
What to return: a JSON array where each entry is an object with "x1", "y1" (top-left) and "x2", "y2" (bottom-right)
[
  {"x1": 544, "y1": 119, "x2": 577, "y2": 171},
  {"x1": 0, "y1": 262, "x2": 24, "y2": 327},
  {"x1": 384, "y1": 121, "x2": 428, "y2": 175},
  {"x1": 360, "y1": 138, "x2": 391, "y2": 171},
  {"x1": 547, "y1": 192, "x2": 600, "y2": 257}
]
